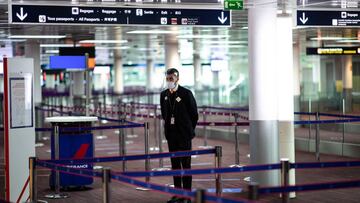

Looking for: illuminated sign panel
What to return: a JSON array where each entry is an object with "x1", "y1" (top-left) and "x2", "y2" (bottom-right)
[{"x1": 307, "y1": 47, "x2": 360, "y2": 55}]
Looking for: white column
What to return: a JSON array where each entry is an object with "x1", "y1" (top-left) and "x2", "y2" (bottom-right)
[
  {"x1": 73, "y1": 71, "x2": 85, "y2": 96},
  {"x1": 146, "y1": 58, "x2": 154, "y2": 90},
  {"x1": 165, "y1": 33, "x2": 180, "y2": 69},
  {"x1": 146, "y1": 36, "x2": 155, "y2": 91},
  {"x1": 25, "y1": 40, "x2": 42, "y2": 104},
  {"x1": 277, "y1": 14, "x2": 296, "y2": 198},
  {"x1": 342, "y1": 55, "x2": 353, "y2": 112},
  {"x1": 248, "y1": 3, "x2": 279, "y2": 186},
  {"x1": 193, "y1": 38, "x2": 202, "y2": 90},
  {"x1": 114, "y1": 29, "x2": 124, "y2": 94}
]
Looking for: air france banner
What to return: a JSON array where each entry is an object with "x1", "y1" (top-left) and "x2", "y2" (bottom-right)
[
  {"x1": 10, "y1": 4, "x2": 231, "y2": 26},
  {"x1": 297, "y1": 10, "x2": 360, "y2": 27}
]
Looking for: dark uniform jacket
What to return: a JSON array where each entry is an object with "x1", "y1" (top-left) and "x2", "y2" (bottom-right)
[{"x1": 160, "y1": 85, "x2": 198, "y2": 142}]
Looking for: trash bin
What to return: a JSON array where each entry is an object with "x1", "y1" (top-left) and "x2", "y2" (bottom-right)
[{"x1": 45, "y1": 116, "x2": 98, "y2": 188}]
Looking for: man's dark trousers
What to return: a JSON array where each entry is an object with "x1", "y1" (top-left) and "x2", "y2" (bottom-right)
[{"x1": 167, "y1": 133, "x2": 192, "y2": 190}]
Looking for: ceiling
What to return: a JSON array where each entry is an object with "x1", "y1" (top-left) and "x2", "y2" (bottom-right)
[{"x1": 0, "y1": 0, "x2": 359, "y2": 65}]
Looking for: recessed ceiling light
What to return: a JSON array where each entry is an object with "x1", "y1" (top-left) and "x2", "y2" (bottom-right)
[
  {"x1": 8, "y1": 35, "x2": 67, "y2": 39},
  {"x1": 310, "y1": 37, "x2": 357, "y2": 41},
  {"x1": 95, "y1": 46, "x2": 130, "y2": 50},
  {"x1": 178, "y1": 35, "x2": 229, "y2": 39},
  {"x1": 79, "y1": 40, "x2": 128, "y2": 44},
  {"x1": 336, "y1": 39, "x2": 360, "y2": 43},
  {"x1": 0, "y1": 39, "x2": 26, "y2": 42},
  {"x1": 203, "y1": 41, "x2": 247, "y2": 45},
  {"x1": 127, "y1": 30, "x2": 178, "y2": 34}
]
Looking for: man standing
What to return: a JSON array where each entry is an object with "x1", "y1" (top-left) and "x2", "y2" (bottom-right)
[{"x1": 160, "y1": 68, "x2": 198, "y2": 203}]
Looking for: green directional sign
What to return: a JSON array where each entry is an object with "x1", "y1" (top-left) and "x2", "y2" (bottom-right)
[{"x1": 224, "y1": 0, "x2": 243, "y2": 10}]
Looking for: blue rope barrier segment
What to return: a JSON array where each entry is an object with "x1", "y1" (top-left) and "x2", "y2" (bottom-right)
[
  {"x1": 294, "y1": 118, "x2": 360, "y2": 125},
  {"x1": 36, "y1": 160, "x2": 103, "y2": 179},
  {"x1": 258, "y1": 179, "x2": 360, "y2": 194},
  {"x1": 290, "y1": 160, "x2": 360, "y2": 169},
  {"x1": 39, "y1": 148, "x2": 216, "y2": 164},
  {"x1": 318, "y1": 112, "x2": 360, "y2": 119},
  {"x1": 120, "y1": 163, "x2": 281, "y2": 177},
  {"x1": 111, "y1": 173, "x2": 248, "y2": 203}
]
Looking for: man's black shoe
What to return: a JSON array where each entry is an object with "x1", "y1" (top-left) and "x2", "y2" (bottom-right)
[
  {"x1": 167, "y1": 196, "x2": 181, "y2": 203},
  {"x1": 178, "y1": 198, "x2": 192, "y2": 203}
]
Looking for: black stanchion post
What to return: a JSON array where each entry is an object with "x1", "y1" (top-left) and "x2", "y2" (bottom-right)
[
  {"x1": 118, "y1": 99, "x2": 126, "y2": 171},
  {"x1": 145, "y1": 122, "x2": 150, "y2": 183},
  {"x1": 195, "y1": 189, "x2": 205, "y2": 203},
  {"x1": 130, "y1": 101, "x2": 135, "y2": 136},
  {"x1": 281, "y1": 158, "x2": 290, "y2": 203},
  {"x1": 29, "y1": 157, "x2": 37, "y2": 202},
  {"x1": 215, "y1": 146, "x2": 222, "y2": 195},
  {"x1": 153, "y1": 105, "x2": 159, "y2": 152},
  {"x1": 308, "y1": 98, "x2": 312, "y2": 152},
  {"x1": 233, "y1": 113, "x2": 241, "y2": 167},
  {"x1": 60, "y1": 104, "x2": 63, "y2": 116},
  {"x1": 342, "y1": 98, "x2": 345, "y2": 156},
  {"x1": 102, "y1": 167, "x2": 111, "y2": 203},
  {"x1": 103, "y1": 88, "x2": 106, "y2": 116},
  {"x1": 247, "y1": 182, "x2": 259, "y2": 200},
  {"x1": 45, "y1": 125, "x2": 69, "y2": 199},
  {"x1": 315, "y1": 112, "x2": 320, "y2": 161}
]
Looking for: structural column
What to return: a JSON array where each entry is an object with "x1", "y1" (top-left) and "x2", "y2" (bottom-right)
[
  {"x1": 193, "y1": 38, "x2": 202, "y2": 90},
  {"x1": 146, "y1": 36, "x2": 155, "y2": 91},
  {"x1": 114, "y1": 29, "x2": 124, "y2": 94},
  {"x1": 342, "y1": 55, "x2": 353, "y2": 112},
  {"x1": 293, "y1": 42, "x2": 301, "y2": 121},
  {"x1": 248, "y1": 3, "x2": 279, "y2": 186},
  {"x1": 165, "y1": 31, "x2": 180, "y2": 69},
  {"x1": 277, "y1": 13, "x2": 296, "y2": 198},
  {"x1": 73, "y1": 71, "x2": 85, "y2": 96},
  {"x1": 25, "y1": 40, "x2": 42, "y2": 104}
]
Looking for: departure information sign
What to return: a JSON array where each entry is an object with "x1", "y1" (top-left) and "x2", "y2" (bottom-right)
[
  {"x1": 10, "y1": 4, "x2": 231, "y2": 26},
  {"x1": 297, "y1": 10, "x2": 360, "y2": 27},
  {"x1": 307, "y1": 47, "x2": 360, "y2": 55}
]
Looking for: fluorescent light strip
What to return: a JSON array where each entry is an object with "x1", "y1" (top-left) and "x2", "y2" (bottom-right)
[
  {"x1": 178, "y1": 35, "x2": 229, "y2": 39},
  {"x1": 9, "y1": 35, "x2": 67, "y2": 39},
  {"x1": 0, "y1": 39, "x2": 26, "y2": 42},
  {"x1": 310, "y1": 37, "x2": 357, "y2": 41},
  {"x1": 45, "y1": 50, "x2": 60, "y2": 54},
  {"x1": 127, "y1": 30, "x2": 178, "y2": 34},
  {"x1": 203, "y1": 41, "x2": 247, "y2": 45},
  {"x1": 336, "y1": 39, "x2": 360, "y2": 43},
  {"x1": 95, "y1": 46, "x2": 130, "y2": 50},
  {"x1": 79, "y1": 40, "x2": 128, "y2": 44}
]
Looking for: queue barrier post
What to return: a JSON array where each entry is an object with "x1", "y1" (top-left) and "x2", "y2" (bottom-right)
[
  {"x1": 215, "y1": 146, "x2": 222, "y2": 195},
  {"x1": 315, "y1": 112, "x2": 320, "y2": 161},
  {"x1": 45, "y1": 125, "x2": 69, "y2": 199},
  {"x1": 29, "y1": 157, "x2": 37, "y2": 202},
  {"x1": 118, "y1": 98, "x2": 126, "y2": 171},
  {"x1": 342, "y1": 98, "x2": 345, "y2": 156},
  {"x1": 96, "y1": 102, "x2": 107, "y2": 140},
  {"x1": 153, "y1": 104, "x2": 159, "y2": 152},
  {"x1": 281, "y1": 158, "x2": 290, "y2": 203},
  {"x1": 308, "y1": 98, "x2": 312, "y2": 152},
  {"x1": 102, "y1": 167, "x2": 111, "y2": 203},
  {"x1": 60, "y1": 104, "x2": 63, "y2": 116},
  {"x1": 145, "y1": 122, "x2": 150, "y2": 183},
  {"x1": 247, "y1": 182, "x2": 259, "y2": 200},
  {"x1": 195, "y1": 189, "x2": 205, "y2": 203}
]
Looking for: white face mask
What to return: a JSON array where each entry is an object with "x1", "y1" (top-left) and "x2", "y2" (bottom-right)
[{"x1": 167, "y1": 81, "x2": 176, "y2": 89}]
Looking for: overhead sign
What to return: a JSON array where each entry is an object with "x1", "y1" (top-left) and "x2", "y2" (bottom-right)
[
  {"x1": 10, "y1": 4, "x2": 231, "y2": 26},
  {"x1": 307, "y1": 47, "x2": 360, "y2": 55},
  {"x1": 224, "y1": 0, "x2": 243, "y2": 10},
  {"x1": 297, "y1": 10, "x2": 360, "y2": 27}
]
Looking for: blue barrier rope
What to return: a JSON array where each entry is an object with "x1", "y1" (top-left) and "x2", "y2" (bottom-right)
[
  {"x1": 40, "y1": 149, "x2": 216, "y2": 164},
  {"x1": 294, "y1": 112, "x2": 316, "y2": 116},
  {"x1": 290, "y1": 160, "x2": 360, "y2": 169},
  {"x1": 36, "y1": 160, "x2": 102, "y2": 178},
  {"x1": 121, "y1": 163, "x2": 281, "y2": 177},
  {"x1": 111, "y1": 173, "x2": 247, "y2": 203},
  {"x1": 199, "y1": 106, "x2": 249, "y2": 112},
  {"x1": 258, "y1": 179, "x2": 360, "y2": 194},
  {"x1": 57, "y1": 124, "x2": 145, "y2": 133},
  {"x1": 318, "y1": 112, "x2": 360, "y2": 119},
  {"x1": 294, "y1": 118, "x2": 360, "y2": 125}
]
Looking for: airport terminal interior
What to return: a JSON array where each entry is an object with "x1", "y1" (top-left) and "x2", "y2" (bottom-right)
[{"x1": 0, "y1": 0, "x2": 360, "y2": 202}]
